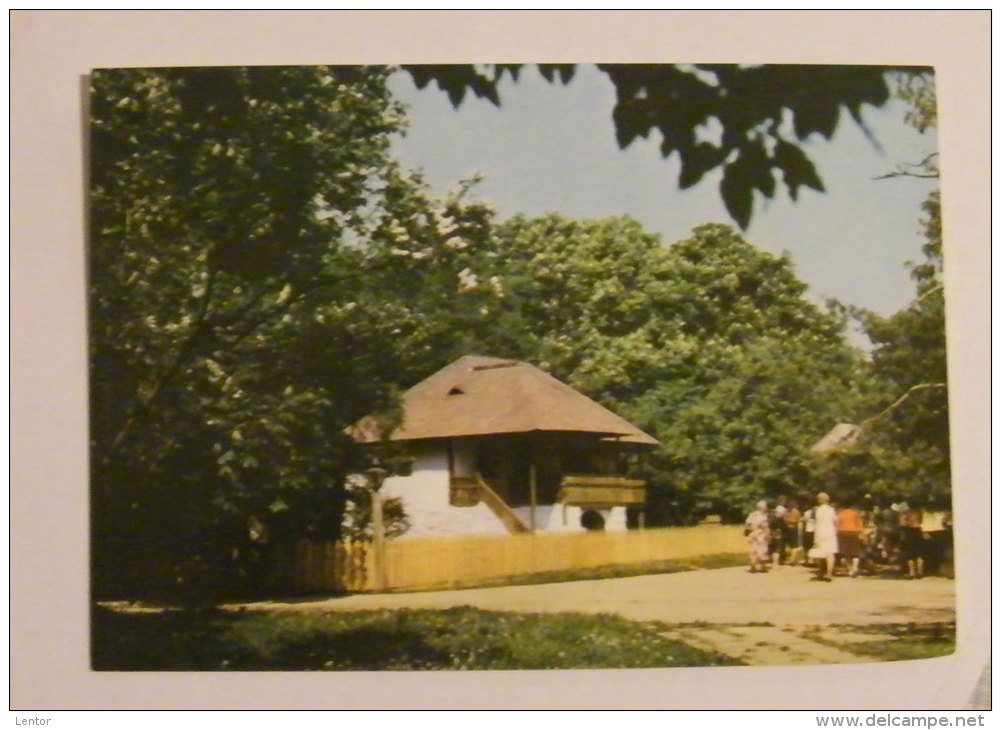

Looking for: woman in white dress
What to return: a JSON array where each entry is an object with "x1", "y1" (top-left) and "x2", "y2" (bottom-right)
[{"x1": 811, "y1": 492, "x2": 838, "y2": 581}]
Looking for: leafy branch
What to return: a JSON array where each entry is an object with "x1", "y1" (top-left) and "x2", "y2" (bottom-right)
[{"x1": 402, "y1": 63, "x2": 924, "y2": 229}]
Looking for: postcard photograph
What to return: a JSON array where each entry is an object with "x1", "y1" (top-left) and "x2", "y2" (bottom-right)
[{"x1": 87, "y1": 61, "x2": 957, "y2": 673}]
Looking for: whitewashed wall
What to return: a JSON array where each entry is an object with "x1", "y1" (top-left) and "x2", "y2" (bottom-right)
[
  {"x1": 382, "y1": 443, "x2": 508, "y2": 538},
  {"x1": 364, "y1": 440, "x2": 631, "y2": 537},
  {"x1": 512, "y1": 504, "x2": 628, "y2": 533}
]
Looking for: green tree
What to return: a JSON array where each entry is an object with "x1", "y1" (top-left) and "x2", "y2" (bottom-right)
[
  {"x1": 625, "y1": 225, "x2": 864, "y2": 521},
  {"x1": 812, "y1": 193, "x2": 948, "y2": 504},
  {"x1": 89, "y1": 66, "x2": 431, "y2": 598},
  {"x1": 343, "y1": 174, "x2": 509, "y2": 389},
  {"x1": 463, "y1": 215, "x2": 864, "y2": 521},
  {"x1": 403, "y1": 63, "x2": 921, "y2": 228},
  {"x1": 486, "y1": 214, "x2": 675, "y2": 394},
  {"x1": 808, "y1": 70, "x2": 948, "y2": 505}
]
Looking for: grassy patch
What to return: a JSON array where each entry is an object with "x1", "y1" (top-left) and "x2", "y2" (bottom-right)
[
  {"x1": 92, "y1": 605, "x2": 741, "y2": 671},
  {"x1": 802, "y1": 623, "x2": 955, "y2": 663},
  {"x1": 839, "y1": 623, "x2": 955, "y2": 662},
  {"x1": 646, "y1": 619, "x2": 774, "y2": 631},
  {"x1": 847, "y1": 637, "x2": 954, "y2": 662}
]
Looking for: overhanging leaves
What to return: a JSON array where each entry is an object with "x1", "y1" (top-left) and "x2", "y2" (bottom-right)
[{"x1": 403, "y1": 63, "x2": 910, "y2": 229}]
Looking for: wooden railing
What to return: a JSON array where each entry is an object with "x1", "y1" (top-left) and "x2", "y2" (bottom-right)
[
  {"x1": 557, "y1": 473, "x2": 647, "y2": 507},
  {"x1": 288, "y1": 524, "x2": 744, "y2": 593}
]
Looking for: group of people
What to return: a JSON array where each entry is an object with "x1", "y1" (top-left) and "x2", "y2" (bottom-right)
[{"x1": 744, "y1": 492, "x2": 953, "y2": 581}]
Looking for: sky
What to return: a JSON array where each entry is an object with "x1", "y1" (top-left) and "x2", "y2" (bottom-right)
[{"x1": 387, "y1": 65, "x2": 939, "y2": 324}]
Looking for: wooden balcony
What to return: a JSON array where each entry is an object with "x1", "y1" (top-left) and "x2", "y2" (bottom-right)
[{"x1": 556, "y1": 474, "x2": 647, "y2": 508}]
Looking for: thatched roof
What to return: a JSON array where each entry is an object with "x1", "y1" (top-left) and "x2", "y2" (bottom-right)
[
  {"x1": 810, "y1": 423, "x2": 862, "y2": 454},
  {"x1": 354, "y1": 355, "x2": 658, "y2": 445}
]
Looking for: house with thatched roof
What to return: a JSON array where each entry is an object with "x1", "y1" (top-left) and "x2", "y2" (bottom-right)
[
  {"x1": 353, "y1": 355, "x2": 658, "y2": 538},
  {"x1": 810, "y1": 422, "x2": 862, "y2": 454}
]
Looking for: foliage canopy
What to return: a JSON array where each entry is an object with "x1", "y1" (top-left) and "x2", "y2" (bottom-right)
[{"x1": 90, "y1": 66, "x2": 426, "y2": 597}]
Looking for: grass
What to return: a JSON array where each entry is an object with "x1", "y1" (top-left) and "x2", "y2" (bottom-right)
[
  {"x1": 801, "y1": 622, "x2": 956, "y2": 662},
  {"x1": 847, "y1": 637, "x2": 955, "y2": 662},
  {"x1": 647, "y1": 619, "x2": 775, "y2": 631},
  {"x1": 839, "y1": 623, "x2": 956, "y2": 662},
  {"x1": 92, "y1": 604, "x2": 742, "y2": 671}
]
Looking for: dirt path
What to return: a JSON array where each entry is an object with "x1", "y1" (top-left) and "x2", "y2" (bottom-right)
[
  {"x1": 225, "y1": 565, "x2": 955, "y2": 665},
  {"x1": 233, "y1": 564, "x2": 955, "y2": 625}
]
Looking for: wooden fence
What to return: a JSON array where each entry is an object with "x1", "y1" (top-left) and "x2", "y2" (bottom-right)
[{"x1": 287, "y1": 525, "x2": 744, "y2": 593}]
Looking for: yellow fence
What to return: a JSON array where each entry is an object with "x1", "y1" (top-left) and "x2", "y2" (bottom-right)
[
  {"x1": 290, "y1": 539, "x2": 374, "y2": 592},
  {"x1": 290, "y1": 525, "x2": 744, "y2": 593}
]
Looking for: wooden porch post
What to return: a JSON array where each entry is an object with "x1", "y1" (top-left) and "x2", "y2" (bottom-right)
[
  {"x1": 636, "y1": 445, "x2": 646, "y2": 530},
  {"x1": 529, "y1": 462, "x2": 538, "y2": 533},
  {"x1": 366, "y1": 467, "x2": 389, "y2": 591},
  {"x1": 372, "y1": 490, "x2": 387, "y2": 590}
]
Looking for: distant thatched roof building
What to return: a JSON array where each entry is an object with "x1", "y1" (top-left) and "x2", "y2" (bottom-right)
[
  {"x1": 354, "y1": 354, "x2": 658, "y2": 445},
  {"x1": 810, "y1": 422, "x2": 862, "y2": 454}
]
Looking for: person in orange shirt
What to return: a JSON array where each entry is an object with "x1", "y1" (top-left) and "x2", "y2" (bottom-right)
[{"x1": 836, "y1": 496, "x2": 865, "y2": 578}]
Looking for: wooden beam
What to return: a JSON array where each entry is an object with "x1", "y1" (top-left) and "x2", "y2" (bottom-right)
[
  {"x1": 557, "y1": 485, "x2": 647, "y2": 506},
  {"x1": 560, "y1": 474, "x2": 646, "y2": 489}
]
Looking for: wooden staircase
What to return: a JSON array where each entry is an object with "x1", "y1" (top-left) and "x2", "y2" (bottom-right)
[
  {"x1": 476, "y1": 474, "x2": 531, "y2": 534},
  {"x1": 449, "y1": 474, "x2": 531, "y2": 534}
]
